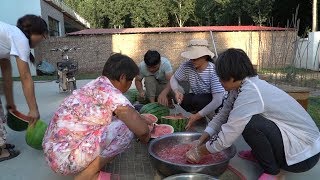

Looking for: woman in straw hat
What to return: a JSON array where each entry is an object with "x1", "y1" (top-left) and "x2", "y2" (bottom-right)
[{"x1": 170, "y1": 39, "x2": 225, "y2": 130}]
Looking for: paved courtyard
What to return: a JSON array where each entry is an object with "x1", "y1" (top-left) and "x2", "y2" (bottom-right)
[{"x1": 0, "y1": 80, "x2": 319, "y2": 180}]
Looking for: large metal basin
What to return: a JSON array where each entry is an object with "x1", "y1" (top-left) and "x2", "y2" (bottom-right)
[{"x1": 148, "y1": 132, "x2": 236, "y2": 177}]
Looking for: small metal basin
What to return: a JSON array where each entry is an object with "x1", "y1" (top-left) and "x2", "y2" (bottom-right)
[
  {"x1": 148, "y1": 132, "x2": 236, "y2": 177},
  {"x1": 163, "y1": 173, "x2": 218, "y2": 180}
]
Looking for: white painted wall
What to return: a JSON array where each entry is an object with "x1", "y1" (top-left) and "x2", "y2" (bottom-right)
[
  {"x1": 41, "y1": 0, "x2": 65, "y2": 36},
  {"x1": 0, "y1": 0, "x2": 42, "y2": 77},
  {"x1": 295, "y1": 32, "x2": 320, "y2": 71}
]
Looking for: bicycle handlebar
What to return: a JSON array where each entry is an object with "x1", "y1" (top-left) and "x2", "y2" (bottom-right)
[{"x1": 50, "y1": 47, "x2": 80, "y2": 52}]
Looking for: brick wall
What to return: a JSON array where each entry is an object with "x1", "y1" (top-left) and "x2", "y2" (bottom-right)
[{"x1": 35, "y1": 30, "x2": 297, "y2": 73}]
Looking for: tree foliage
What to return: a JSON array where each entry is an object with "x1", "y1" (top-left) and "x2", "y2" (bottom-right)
[{"x1": 63, "y1": 0, "x2": 315, "y2": 34}]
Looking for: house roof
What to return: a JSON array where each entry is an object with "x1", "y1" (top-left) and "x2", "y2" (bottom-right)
[
  {"x1": 44, "y1": 0, "x2": 90, "y2": 28},
  {"x1": 67, "y1": 26, "x2": 294, "y2": 36}
]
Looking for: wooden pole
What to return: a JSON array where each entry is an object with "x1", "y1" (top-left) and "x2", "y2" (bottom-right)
[{"x1": 312, "y1": 0, "x2": 318, "y2": 31}]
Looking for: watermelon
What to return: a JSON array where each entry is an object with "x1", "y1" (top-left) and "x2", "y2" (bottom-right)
[
  {"x1": 124, "y1": 89, "x2": 139, "y2": 104},
  {"x1": 124, "y1": 89, "x2": 149, "y2": 104},
  {"x1": 141, "y1": 113, "x2": 158, "y2": 124},
  {"x1": 150, "y1": 124, "x2": 174, "y2": 138},
  {"x1": 160, "y1": 114, "x2": 188, "y2": 132},
  {"x1": 25, "y1": 120, "x2": 48, "y2": 150},
  {"x1": 139, "y1": 103, "x2": 170, "y2": 120},
  {"x1": 7, "y1": 110, "x2": 30, "y2": 131}
]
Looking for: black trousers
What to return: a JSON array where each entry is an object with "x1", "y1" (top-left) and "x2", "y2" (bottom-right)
[
  {"x1": 243, "y1": 115, "x2": 320, "y2": 175},
  {"x1": 180, "y1": 93, "x2": 212, "y2": 113}
]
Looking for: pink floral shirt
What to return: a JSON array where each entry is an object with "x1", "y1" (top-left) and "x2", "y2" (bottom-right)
[{"x1": 43, "y1": 76, "x2": 131, "y2": 150}]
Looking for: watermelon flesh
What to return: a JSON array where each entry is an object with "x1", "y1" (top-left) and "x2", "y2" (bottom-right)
[
  {"x1": 140, "y1": 103, "x2": 170, "y2": 120},
  {"x1": 141, "y1": 113, "x2": 158, "y2": 124},
  {"x1": 156, "y1": 143, "x2": 226, "y2": 165},
  {"x1": 150, "y1": 124, "x2": 174, "y2": 138},
  {"x1": 25, "y1": 120, "x2": 48, "y2": 150},
  {"x1": 160, "y1": 114, "x2": 188, "y2": 132},
  {"x1": 141, "y1": 113, "x2": 158, "y2": 132}
]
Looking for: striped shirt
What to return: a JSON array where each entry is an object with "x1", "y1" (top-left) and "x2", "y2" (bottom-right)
[{"x1": 174, "y1": 61, "x2": 224, "y2": 94}]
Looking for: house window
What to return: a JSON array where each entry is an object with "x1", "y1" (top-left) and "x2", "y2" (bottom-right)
[{"x1": 48, "y1": 17, "x2": 60, "y2": 37}]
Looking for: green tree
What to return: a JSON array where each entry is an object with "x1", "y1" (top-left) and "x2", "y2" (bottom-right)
[
  {"x1": 230, "y1": 0, "x2": 246, "y2": 25},
  {"x1": 193, "y1": 0, "x2": 216, "y2": 25},
  {"x1": 129, "y1": 0, "x2": 147, "y2": 28},
  {"x1": 169, "y1": 0, "x2": 196, "y2": 27},
  {"x1": 145, "y1": 0, "x2": 169, "y2": 27},
  {"x1": 101, "y1": 0, "x2": 131, "y2": 28},
  {"x1": 77, "y1": 0, "x2": 103, "y2": 28},
  {"x1": 245, "y1": 0, "x2": 274, "y2": 26}
]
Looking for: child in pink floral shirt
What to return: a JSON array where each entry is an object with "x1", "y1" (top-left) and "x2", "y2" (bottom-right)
[{"x1": 43, "y1": 54, "x2": 150, "y2": 180}]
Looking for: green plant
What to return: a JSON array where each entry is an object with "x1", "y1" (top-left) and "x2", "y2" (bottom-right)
[{"x1": 308, "y1": 96, "x2": 320, "y2": 127}]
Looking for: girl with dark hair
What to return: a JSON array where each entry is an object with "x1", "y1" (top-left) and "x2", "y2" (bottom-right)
[
  {"x1": 186, "y1": 48, "x2": 320, "y2": 180},
  {"x1": 0, "y1": 14, "x2": 47, "y2": 161},
  {"x1": 43, "y1": 54, "x2": 150, "y2": 180}
]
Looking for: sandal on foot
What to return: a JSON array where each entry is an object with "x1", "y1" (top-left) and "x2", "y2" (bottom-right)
[
  {"x1": 98, "y1": 171, "x2": 120, "y2": 180},
  {"x1": 4, "y1": 143, "x2": 15, "y2": 149},
  {"x1": 99, "y1": 171, "x2": 111, "y2": 180},
  {"x1": 0, "y1": 148, "x2": 20, "y2": 162},
  {"x1": 258, "y1": 173, "x2": 277, "y2": 180},
  {"x1": 238, "y1": 150, "x2": 258, "y2": 163}
]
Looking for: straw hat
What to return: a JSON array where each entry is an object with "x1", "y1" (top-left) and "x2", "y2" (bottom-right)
[{"x1": 181, "y1": 39, "x2": 215, "y2": 59}]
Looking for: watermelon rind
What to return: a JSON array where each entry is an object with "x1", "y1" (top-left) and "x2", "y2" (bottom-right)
[
  {"x1": 124, "y1": 89, "x2": 149, "y2": 104},
  {"x1": 25, "y1": 120, "x2": 48, "y2": 150},
  {"x1": 150, "y1": 124, "x2": 174, "y2": 138},
  {"x1": 7, "y1": 110, "x2": 29, "y2": 131},
  {"x1": 160, "y1": 116, "x2": 188, "y2": 132},
  {"x1": 139, "y1": 103, "x2": 170, "y2": 119},
  {"x1": 124, "y1": 89, "x2": 139, "y2": 104}
]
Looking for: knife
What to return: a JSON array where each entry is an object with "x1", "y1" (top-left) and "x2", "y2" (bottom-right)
[{"x1": 171, "y1": 99, "x2": 191, "y2": 118}]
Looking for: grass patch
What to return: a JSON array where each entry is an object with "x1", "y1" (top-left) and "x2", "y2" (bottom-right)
[
  {"x1": 259, "y1": 66, "x2": 314, "y2": 75},
  {"x1": 308, "y1": 96, "x2": 320, "y2": 127}
]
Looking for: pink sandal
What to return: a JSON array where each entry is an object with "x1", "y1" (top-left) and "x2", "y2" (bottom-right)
[
  {"x1": 238, "y1": 150, "x2": 258, "y2": 163},
  {"x1": 98, "y1": 171, "x2": 120, "y2": 180},
  {"x1": 258, "y1": 173, "x2": 277, "y2": 180}
]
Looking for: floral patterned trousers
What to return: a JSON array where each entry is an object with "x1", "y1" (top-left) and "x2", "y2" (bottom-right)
[{"x1": 0, "y1": 98, "x2": 6, "y2": 146}]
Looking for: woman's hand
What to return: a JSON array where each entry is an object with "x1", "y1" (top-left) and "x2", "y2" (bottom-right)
[
  {"x1": 139, "y1": 91, "x2": 145, "y2": 98},
  {"x1": 28, "y1": 109, "x2": 40, "y2": 125},
  {"x1": 198, "y1": 132, "x2": 210, "y2": 145},
  {"x1": 190, "y1": 140, "x2": 201, "y2": 148},
  {"x1": 186, "y1": 147, "x2": 202, "y2": 163},
  {"x1": 115, "y1": 105, "x2": 150, "y2": 144},
  {"x1": 190, "y1": 132, "x2": 210, "y2": 148},
  {"x1": 5, "y1": 104, "x2": 16, "y2": 111},
  {"x1": 186, "y1": 145, "x2": 211, "y2": 163},
  {"x1": 158, "y1": 92, "x2": 169, "y2": 106},
  {"x1": 185, "y1": 113, "x2": 202, "y2": 130},
  {"x1": 174, "y1": 90, "x2": 184, "y2": 104}
]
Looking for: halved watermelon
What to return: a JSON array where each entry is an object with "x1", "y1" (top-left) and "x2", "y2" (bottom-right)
[
  {"x1": 7, "y1": 110, "x2": 30, "y2": 131},
  {"x1": 139, "y1": 103, "x2": 170, "y2": 120},
  {"x1": 150, "y1": 124, "x2": 174, "y2": 138},
  {"x1": 160, "y1": 114, "x2": 188, "y2": 132}
]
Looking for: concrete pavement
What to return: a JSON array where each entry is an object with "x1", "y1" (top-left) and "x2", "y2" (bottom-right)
[{"x1": 0, "y1": 80, "x2": 319, "y2": 180}]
